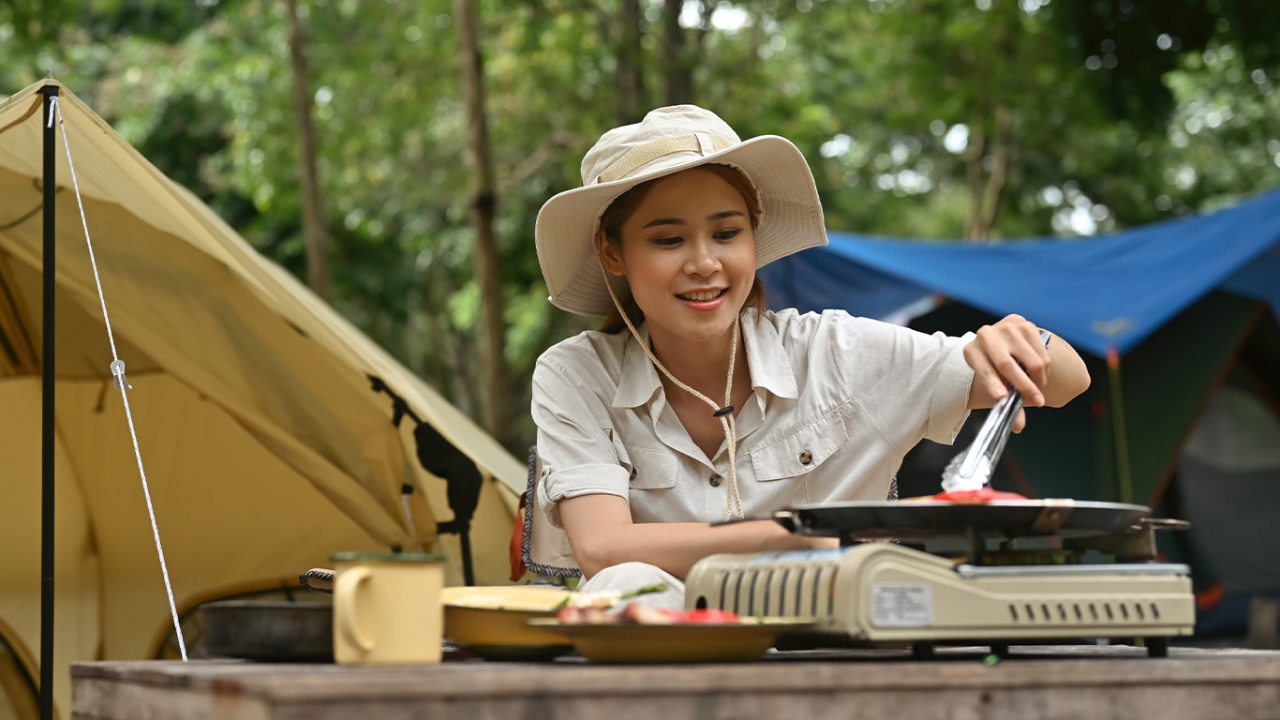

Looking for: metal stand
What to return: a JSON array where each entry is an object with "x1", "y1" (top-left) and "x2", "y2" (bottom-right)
[{"x1": 40, "y1": 82, "x2": 59, "y2": 720}]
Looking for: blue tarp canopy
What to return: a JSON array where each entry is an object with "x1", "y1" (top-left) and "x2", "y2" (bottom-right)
[{"x1": 760, "y1": 188, "x2": 1280, "y2": 357}]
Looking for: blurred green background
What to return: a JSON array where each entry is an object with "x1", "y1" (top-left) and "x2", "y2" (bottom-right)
[{"x1": 4, "y1": 0, "x2": 1279, "y2": 453}]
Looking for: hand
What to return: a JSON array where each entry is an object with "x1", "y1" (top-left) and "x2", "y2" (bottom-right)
[{"x1": 963, "y1": 315, "x2": 1051, "y2": 432}]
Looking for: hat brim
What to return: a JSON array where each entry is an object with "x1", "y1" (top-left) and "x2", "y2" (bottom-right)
[{"x1": 535, "y1": 135, "x2": 828, "y2": 317}]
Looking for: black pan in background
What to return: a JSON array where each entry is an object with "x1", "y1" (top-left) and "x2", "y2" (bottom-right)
[
  {"x1": 780, "y1": 499, "x2": 1151, "y2": 540},
  {"x1": 202, "y1": 600, "x2": 333, "y2": 662}
]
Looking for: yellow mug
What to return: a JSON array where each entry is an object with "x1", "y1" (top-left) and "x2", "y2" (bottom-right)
[{"x1": 331, "y1": 551, "x2": 446, "y2": 664}]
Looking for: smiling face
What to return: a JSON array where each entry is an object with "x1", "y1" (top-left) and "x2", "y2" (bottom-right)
[{"x1": 598, "y1": 167, "x2": 757, "y2": 351}]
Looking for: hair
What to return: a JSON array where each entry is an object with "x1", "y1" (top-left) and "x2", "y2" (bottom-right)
[{"x1": 596, "y1": 164, "x2": 768, "y2": 334}]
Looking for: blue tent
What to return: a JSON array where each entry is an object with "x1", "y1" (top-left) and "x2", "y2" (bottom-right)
[{"x1": 760, "y1": 187, "x2": 1280, "y2": 358}]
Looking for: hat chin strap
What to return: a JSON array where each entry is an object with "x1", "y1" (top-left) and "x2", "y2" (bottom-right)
[
  {"x1": 599, "y1": 260, "x2": 745, "y2": 522},
  {"x1": 595, "y1": 133, "x2": 735, "y2": 185}
]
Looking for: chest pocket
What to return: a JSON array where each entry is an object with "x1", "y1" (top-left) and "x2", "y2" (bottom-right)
[
  {"x1": 620, "y1": 444, "x2": 678, "y2": 490},
  {"x1": 749, "y1": 411, "x2": 847, "y2": 482}
]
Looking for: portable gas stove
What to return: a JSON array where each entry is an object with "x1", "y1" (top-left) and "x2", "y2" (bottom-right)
[
  {"x1": 685, "y1": 500, "x2": 1194, "y2": 657},
  {"x1": 688, "y1": 348, "x2": 1194, "y2": 657}
]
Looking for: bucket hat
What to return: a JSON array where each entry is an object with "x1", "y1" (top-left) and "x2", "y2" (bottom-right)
[{"x1": 535, "y1": 105, "x2": 828, "y2": 317}]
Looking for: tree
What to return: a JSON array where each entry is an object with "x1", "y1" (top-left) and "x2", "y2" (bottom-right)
[
  {"x1": 284, "y1": 0, "x2": 331, "y2": 300},
  {"x1": 454, "y1": 0, "x2": 512, "y2": 446},
  {"x1": 615, "y1": 0, "x2": 645, "y2": 122}
]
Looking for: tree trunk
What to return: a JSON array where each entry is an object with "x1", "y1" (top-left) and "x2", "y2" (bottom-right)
[
  {"x1": 616, "y1": 0, "x2": 645, "y2": 123},
  {"x1": 663, "y1": 0, "x2": 693, "y2": 105},
  {"x1": 976, "y1": 103, "x2": 1011, "y2": 236},
  {"x1": 454, "y1": 0, "x2": 510, "y2": 446},
  {"x1": 963, "y1": 111, "x2": 1012, "y2": 242},
  {"x1": 284, "y1": 0, "x2": 331, "y2": 300},
  {"x1": 963, "y1": 119, "x2": 987, "y2": 241}
]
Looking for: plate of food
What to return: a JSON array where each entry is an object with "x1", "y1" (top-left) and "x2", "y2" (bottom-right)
[
  {"x1": 529, "y1": 605, "x2": 816, "y2": 664},
  {"x1": 441, "y1": 585, "x2": 575, "y2": 660}
]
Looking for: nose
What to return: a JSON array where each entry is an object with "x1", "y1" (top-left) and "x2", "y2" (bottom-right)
[{"x1": 683, "y1": 236, "x2": 722, "y2": 277}]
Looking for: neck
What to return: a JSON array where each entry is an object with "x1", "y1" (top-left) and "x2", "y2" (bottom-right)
[{"x1": 648, "y1": 319, "x2": 747, "y2": 402}]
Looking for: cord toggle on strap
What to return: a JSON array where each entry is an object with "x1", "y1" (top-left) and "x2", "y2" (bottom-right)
[
  {"x1": 713, "y1": 405, "x2": 734, "y2": 418},
  {"x1": 109, "y1": 359, "x2": 132, "y2": 391}
]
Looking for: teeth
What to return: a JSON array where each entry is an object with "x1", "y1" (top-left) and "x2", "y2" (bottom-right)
[{"x1": 680, "y1": 290, "x2": 722, "y2": 301}]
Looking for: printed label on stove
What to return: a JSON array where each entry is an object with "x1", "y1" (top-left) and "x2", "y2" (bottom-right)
[{"x1": 870, "y1": 583, "x2": 934, "y2": 627}]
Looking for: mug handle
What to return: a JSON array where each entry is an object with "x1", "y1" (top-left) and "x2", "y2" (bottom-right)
[{"x1": 335, "y1": 567, "x2": 374, "y2": 653}]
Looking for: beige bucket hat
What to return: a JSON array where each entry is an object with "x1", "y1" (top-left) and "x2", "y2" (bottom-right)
[{"x1": 535, "y1": 105, "x2": 828, "y2": 317}]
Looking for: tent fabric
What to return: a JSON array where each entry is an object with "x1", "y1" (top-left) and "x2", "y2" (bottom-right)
[
  {"x1": 759, "y1": 187, "x2": 1280, "y2": 357},
  {"x1": 1179, "y1": 385, "x2": 1280, "y2": 594},
  {"x1": 0, "y1": 621, "x2": 39, "y2": 720},
  {"x1": 0, "y1": 80, "x2": 524, "y2": 716}
]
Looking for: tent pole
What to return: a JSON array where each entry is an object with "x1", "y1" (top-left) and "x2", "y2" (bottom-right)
[
  {"x1": 1106, "y1": 346, "x2": 1133, "y2": 504},
  {"x1": 40, "y1": 83, "x2": 59, "y2": 720}
]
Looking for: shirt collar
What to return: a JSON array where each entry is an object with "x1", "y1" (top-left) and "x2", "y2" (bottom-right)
[
  {"x1": 613, "y1": 324, "x2": 663, "y2": 409},
  {"x1": 741, "y1": 309, "x2": 798, "y2": 400},
  {"x1": 611, "y1": 312, "x2": 799, "y2": 408}
]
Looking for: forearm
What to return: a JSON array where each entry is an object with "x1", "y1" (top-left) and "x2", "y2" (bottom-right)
[
  {"x1": 588, "y1": 520, "x2": 830, "y2": 579},
  {"x1": 560, "y1": 495, "x2": 832, "y2": 579}
]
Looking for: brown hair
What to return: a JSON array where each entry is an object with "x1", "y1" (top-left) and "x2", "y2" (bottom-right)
[{"x1": 597, "y1": 164, "x2": 768, "y2": 334}]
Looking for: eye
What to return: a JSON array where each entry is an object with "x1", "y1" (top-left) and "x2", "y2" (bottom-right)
[
  {"x1": 650, "y1": 235, "x2": 682, "y2": 246},
  {"x1": 713, "y1": 228, "x2": 743, "y2": 241}
]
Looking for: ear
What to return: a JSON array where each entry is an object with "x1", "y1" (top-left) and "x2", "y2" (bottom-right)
[{"x1": 595, "y1": 231, "x2": 626, "y2": 276}]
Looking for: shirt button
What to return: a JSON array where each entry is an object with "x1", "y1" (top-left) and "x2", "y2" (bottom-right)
[
  {"x1": 709, "y1": 475, "x2": 722, "y2": 487},
  {"x1": 629, "y1": 468, "x2": 638, "y2": 481},
  {"x1": 799, "y1": 450, "x2": 813, "y2": 466}
]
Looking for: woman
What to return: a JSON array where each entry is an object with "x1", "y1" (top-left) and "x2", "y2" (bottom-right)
[{"x1": 531, "y1": 105, "x2": 1090, "y2": 607}]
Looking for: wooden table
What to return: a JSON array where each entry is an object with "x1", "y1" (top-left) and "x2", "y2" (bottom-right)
[{"x1": 73, "y1": 646, "x2": 1280, "y2": 720}]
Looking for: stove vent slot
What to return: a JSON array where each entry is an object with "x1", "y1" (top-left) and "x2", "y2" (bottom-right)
[
  {"x1": 740, "y1": 571, "x2": 757, "y2": 616},
  {"x1": 793, "y1": 568, "x2": 807, "y2": 617},
  {"x1": 1005, "y1": 599, "x2": 1164, "y2": 625}
]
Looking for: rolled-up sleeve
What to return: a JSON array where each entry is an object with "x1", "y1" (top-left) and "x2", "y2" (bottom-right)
[
  {"x1": 531, "y1": 355, "x2": 630, "y2": 528},
  {"x1": 925, "y1": 332, "x2": 976, "y2": 444}
]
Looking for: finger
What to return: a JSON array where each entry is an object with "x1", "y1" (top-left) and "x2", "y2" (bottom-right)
[
  {"x1": 966, "y1": 342, "x2": 1008, "y2": 403},
  {"x1": 994, "y1": 320, "x2": 1048, "y2": 404},
  {"x1": 1013, "y1": 408, "x2": 1026, "y2": 434},
  {"x1": 992, "y1": 350, "x2": 1041, "y2": 406},
  {"x1": 1019, "y1": 323, "x2": 1052, "y2": 387},
  {"x1": 1006, "y1": 331, "x2": 1049, "y2": 405}
]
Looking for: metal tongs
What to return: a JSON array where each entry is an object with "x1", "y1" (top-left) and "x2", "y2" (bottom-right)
[{"x1": 940, "y1": 329, "x2": 1052, "y2": 493}]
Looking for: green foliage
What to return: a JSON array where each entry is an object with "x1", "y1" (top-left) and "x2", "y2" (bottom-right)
[
  {"x1": 1050, "y1": 0, "x2": 1280, "y2": 129},
  {"x1": 4, "y1": 0, "x2": 1278, "y2": 452}
]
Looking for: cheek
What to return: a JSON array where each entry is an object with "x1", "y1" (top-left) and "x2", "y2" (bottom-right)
[
  {"x1": 618, "y1": 250, "x2": 672, "y2": 297},
  {"x1": 730, "y1": 240, "x2": 757, "y2": 273}
]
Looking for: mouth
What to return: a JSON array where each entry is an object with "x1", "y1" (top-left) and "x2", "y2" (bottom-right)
[{"x1": 676, "y1": 289, "x2": 728, "y2": 302}]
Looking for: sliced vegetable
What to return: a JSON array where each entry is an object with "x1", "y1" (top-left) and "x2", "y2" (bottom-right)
[
  {"x1": 669, "y1": 609, "x2": 740, "y2": 624},
  {"x1": 553, "y1": 581, "x2": 670, "y2": 610}
]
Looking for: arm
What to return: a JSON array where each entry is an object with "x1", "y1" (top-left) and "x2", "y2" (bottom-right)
[
  {"x1": 963, "y1": 314, "x2": 1091, "y2": 430},
  {"x1": 559, "y1": 493, "x2": 833, "y2": 579}
]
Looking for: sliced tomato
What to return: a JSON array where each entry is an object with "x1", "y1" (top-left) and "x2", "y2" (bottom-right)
[
  {"x1": 670, "y1": 608, "x2": 740, "y2": 624},
  {"x1": 932, "y1": 488, "x2": 1026, "y2": 504}
]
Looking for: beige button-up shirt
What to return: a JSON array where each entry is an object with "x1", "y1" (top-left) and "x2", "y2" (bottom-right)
[{"x1": 532, "y1": 309, "x2": 975, "y2": 528}]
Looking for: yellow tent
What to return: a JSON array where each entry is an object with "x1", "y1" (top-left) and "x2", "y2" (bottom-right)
[{"x1": 0, "y1": 80, "x2": 524, "y2": 718}]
